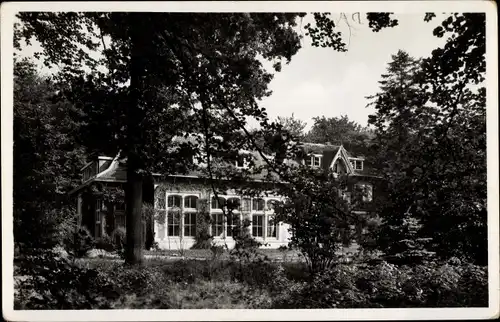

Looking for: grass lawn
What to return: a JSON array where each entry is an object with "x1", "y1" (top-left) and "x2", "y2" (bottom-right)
[{"x1": 142, "y1": 245, "x2": 360, "y2": 262}]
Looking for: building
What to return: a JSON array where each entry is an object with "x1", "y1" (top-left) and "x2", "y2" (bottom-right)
[{"x1": 69, "y1": 142, "x2": 381, "y2": 250}]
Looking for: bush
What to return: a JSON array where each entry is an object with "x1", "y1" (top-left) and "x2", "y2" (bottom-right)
[
  {"x1": 14, "y1": 249, "x2": 118, "y2": 309},
  {"x1": 64, "y1": 227, "x2": 95, "y2": 258},
  {"x1": 95, "y1": 234, "x2": 115, "y2": 252},
  {"x1": 272, "y1": 261, "x2": 488, "y2": 308},
  {"x1": 110, "y1": 227, "x2": 126, "y2": 249}
]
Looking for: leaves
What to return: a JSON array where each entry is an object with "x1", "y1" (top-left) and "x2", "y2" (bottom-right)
[{"x1": 365, "y1": 13, "x2": 486, "y2": 264}]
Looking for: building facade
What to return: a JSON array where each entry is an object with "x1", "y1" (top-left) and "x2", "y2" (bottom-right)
[{"x1": 69, "y1": 143, "x2": 381, "y2": 250}]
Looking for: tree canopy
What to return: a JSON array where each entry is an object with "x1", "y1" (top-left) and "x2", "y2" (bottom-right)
[{"x1": 365, "y1": 13, "x2": 486, "y2": 264}]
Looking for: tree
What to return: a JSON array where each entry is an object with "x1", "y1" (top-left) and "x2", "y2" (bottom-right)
[
  {"x1": 15, "y1": 13, "x2": 306, "y2": 264},
  {"x1": 274, "y1": 167, "x2": 359, "y2": 275},
  {"x1": 276, "y1": 114, "x2": 307, "y2": 139},
  {"x1": 14, "y1": 12, "x2": 424, "y2": 264},
  {"x1": 366, "y1": 13, "x2": 486, "y2": 264},
  {"x1": 13, "y1": 58, "x2": 87, "y2": 251},
  {"x1": 304, "y1": 115, "x2": 373, "y2": 155}
]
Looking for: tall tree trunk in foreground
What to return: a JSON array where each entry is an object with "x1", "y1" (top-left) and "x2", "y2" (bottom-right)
[{"x1": 125, "y1": 14, "x2": 145, "y2": 265}]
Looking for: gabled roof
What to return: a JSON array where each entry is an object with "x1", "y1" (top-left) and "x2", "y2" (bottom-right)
[
  {"x1": 329, "y1": 145, "x2": 355, "y2": 174},
  {"x1": 69, "y1": 141, "x2": 380, "y2": 195}
]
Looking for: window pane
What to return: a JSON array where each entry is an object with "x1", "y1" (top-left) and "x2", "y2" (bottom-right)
[
  {"x1": 252, "y1": 214, "x2": 263, "y2": 237},
  {"x1": 167, "y1": 211, "x2": 180, "y2": 236},
  {"x1": 211, "y1": 196, "x2": 226, "y2": 209},
  {"x1": 242, "y1": 198, "x2": 251, "y2": 212},
  {"x1": 267, "y1": 199, "x2": 279, "y2": 211},
  {"x1": 168, "y1": 195, "x2": 182, "y2": 208},
  {"x1": 314, "y1": 157, "x2": 320, "y2": 167},
  {"x1": 184, "y1": 213, "x2": 196, "y2": 237},
  {"x1": 115, "y1": 213, "x2": 126, "y2": 228},
  {"x1": 227, "y1": 214, "x2": 240, "y2": 237},
  {"x1": 236, "y1": 158, "x2": 245, "y2": 168},
  {"x1": 252, "y1": 198, "x2": 265, "y2": 211},
  {"x1": 267, "y1": 215, "x2": 277, "y2": 238},
  {"x1": 211, "y1": 214, "x2": 224, "y2": 237},
  {"x1": 227, "y1": 197, "x2": 240, "y2": 211},
  {"x1": 184, "y1": 196, "x2": 198, "y2": 209}
]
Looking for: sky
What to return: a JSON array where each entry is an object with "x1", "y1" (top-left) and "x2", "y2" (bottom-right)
[
  {"x1": 17, "y1": 12, "x2": 448, "y2": 131},
  {"x1": 259, "y1": 13, "x2": 447, "y2": 130}
]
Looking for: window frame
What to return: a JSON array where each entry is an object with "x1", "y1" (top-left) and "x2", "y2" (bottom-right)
[
  {"x1": 354, "y1": 183, "x2": 373, "y2": 202},
  {"x1": 304, "y1": 154, "x2": 322, "y2": 168},
  {"x1": 95, "y1": 199, "x2": 103, "y2": 238},
  {"x1": 252, "y1": 214, "x2": 264, "y2": 238},
  {"x1": 211, "y1": 213, "x2": 224, "y2": 237},
  {"x1": 167, "y1": 210, "x2": 181, "y2": 237},
  {"x1": 349, "y1": 158, "x2": 364, "y2": 171},
  {"x1": 183, "y1": 212, "x2": 197, "y2": 237}
]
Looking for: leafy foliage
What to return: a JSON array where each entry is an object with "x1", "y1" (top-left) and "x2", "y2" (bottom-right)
[
  {"x1": 15, "y1": 249, "x2": 117, "y2": 309},
  {"x1": 64, "y1": 227, "x2": 95, "y2": 258},
  {"x1": 274, "y1": 168, "x2": 361, "y2": 275},
  {"x1": 276, "y1": 114, "x2": 307, "y2": 140},
  {"x1": 273, "y1": 261, "x2": 488, "y2": 308},
  {"x1": 13, "y1": 59, "x2": 87, "y2": 251},
  {"x1": 15, "y1": 13, "x2": 307, "y2": 263},
  {"x1": 366, "y1": 13, "x2": 486, "y2": 264},
  {"x1": 304, "y1": 115, "x2": 374, "y2": 156}
]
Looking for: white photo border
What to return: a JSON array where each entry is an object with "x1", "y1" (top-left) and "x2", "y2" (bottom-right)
[{"x1": 2, "y1": 1, "x2": 498, "y2": 321}]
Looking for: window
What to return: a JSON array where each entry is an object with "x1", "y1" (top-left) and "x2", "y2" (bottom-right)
[
  {"x1": 252, "y1": 198, "x2": 265, "y2": 212},
  {"x1": 226, "y1": 197, "x2": 241, "y2": 211},
  {"x1": 252, "y1": 214, "x2": 264, "y2": 237},
  {"x1": 235, "y1": 158, "x2": 245, "y2": 168},
  {"x1": 167, "y1": 211, "x2": 181, "y2": 236},
  {"x1": 211, "y1": 196, "x2": 226, "y2": 210},
  {"x1": 267, "y1": 215, "x2": 277, "y2": 238},
  {"x1": 184, "y1": 195, "x2": 198, "y2": 209},
  {"x1": 184, "y1": 212, "x2": 197, "y2": 237},
  {"x1": 267, "y1": 199, "x2": 279, "y2": 211},
  {"x1": 354, "y1": 183, "x2": 373, "y2": 202},
  {"x1": 241, "y1": 198, "x2": 251, "y2": 212},
  {"x1": 340, "y1": 190, "x2": 351, "y2": 203},
  {"x1": 334, "y1": 160, "x2": 347, "y2": 174},
  {"x1": 350, "y1": 159, "x2": 363, "y2": 170},
  {"x1": 95, "y1": 199, "x2": 103, "y2": 238},
  {"x1": 211, "y1": 213, "x2": 224, "y2": 237},
  {"x1": 226, "y1": 213, "x2": 240, "y2": 237},
  {"x1": 168, "y1": 195, "x2": 182, "y2": 208},
  {"x1": 305, "y1": 155, "x2": 322, "y2": 168},
  {"x1": 115, "y1": 213, "x2": 126, "y2": 229}
]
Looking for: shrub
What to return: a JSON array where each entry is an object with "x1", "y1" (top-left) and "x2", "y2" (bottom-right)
[
  {"x1": 14, "y1": 249, "x2": 117, "y2": 309},
  {"x1": 272, "y1": 261, "x2": 488, "y2": 308},
  {"x1": 110, "y1": 227, "x2": 126, "y2": 249},
  {"x1": 64, "y1": 227, "x2": 95, "y2": 258},
  {"x1": 95, "y1": 234, "x2": 115, "y2": 252}
]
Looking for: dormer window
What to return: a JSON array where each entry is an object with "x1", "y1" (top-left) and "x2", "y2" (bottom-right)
[
  {"x1": 82, "y1": 162, "x2": 98, "y2": 182},
  {"x1": 235, "y1": 152, "x2": 251, "y2": 169},
  {"x1": 305, "y1": 154, "x2": 322, "y2": 168},
  {"x1": 235, "y1": 158, "x2": 245, "y2": 168},
  {"x1": 349, "y1": 158, "x2": 364, "y2": 171}
]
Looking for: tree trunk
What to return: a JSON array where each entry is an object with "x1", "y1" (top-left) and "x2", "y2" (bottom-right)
[
  {"x1": 125, "y1": 13, "x2": 145, "y2": 265},
  {"x1": 125, "y1": 155, "x2": 144, "y2": 265}
]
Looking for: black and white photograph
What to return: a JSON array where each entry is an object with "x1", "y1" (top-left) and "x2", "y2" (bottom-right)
[{"x1": 1, "y1": 1, "x2": 498, "y2": 321}]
